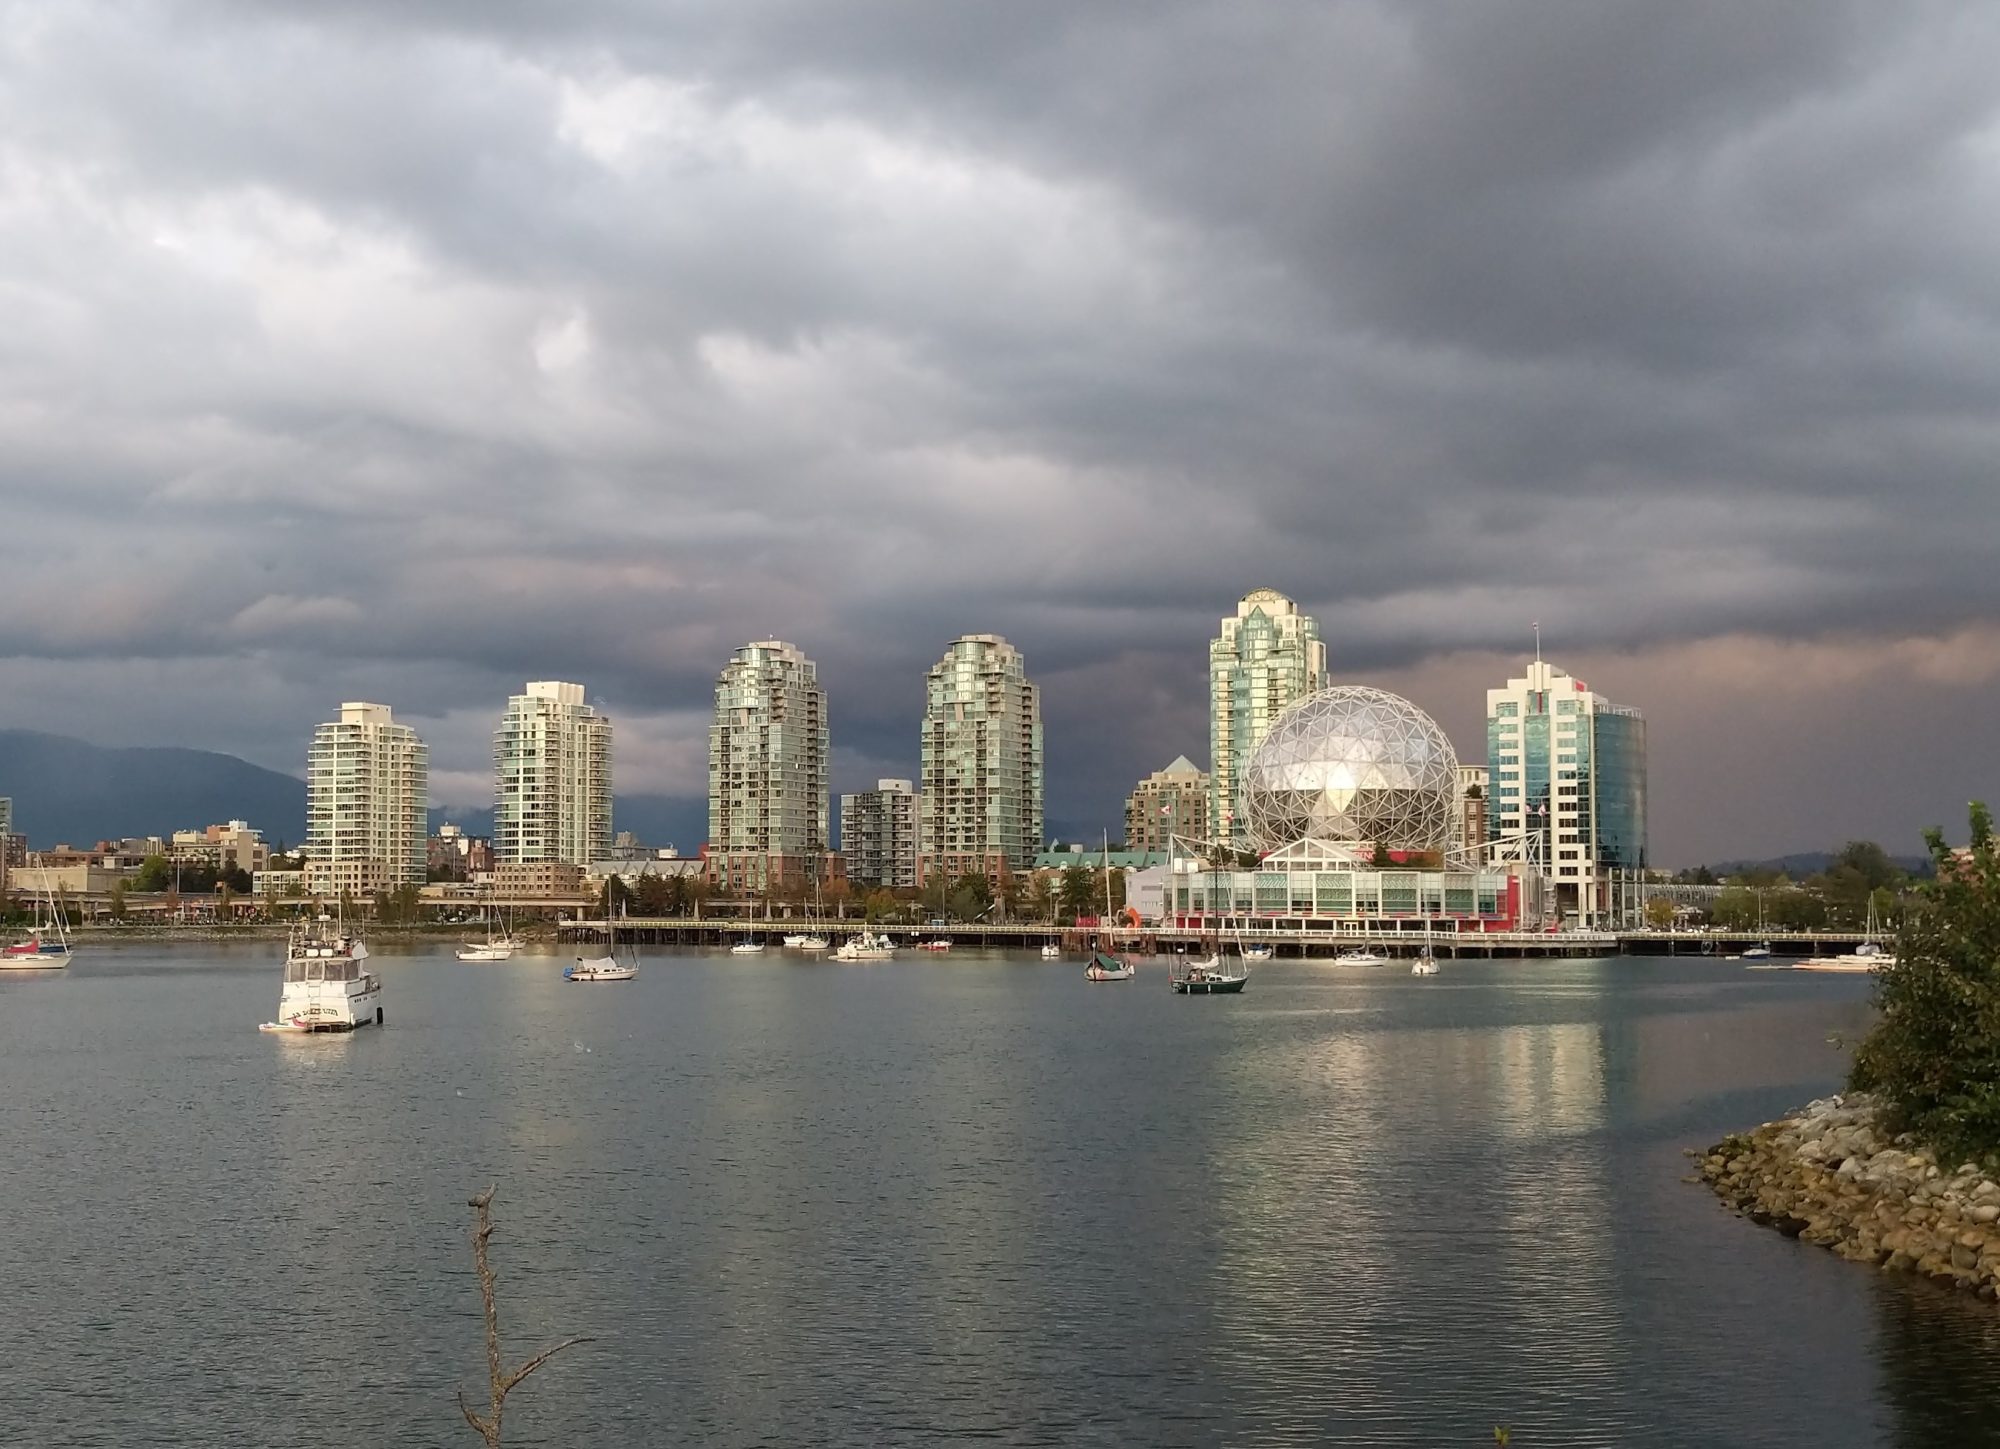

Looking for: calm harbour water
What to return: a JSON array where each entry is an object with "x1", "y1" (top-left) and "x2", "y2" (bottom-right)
[{"x1": 3, "y1": 944, "x2": 1997, "y2": 1447}]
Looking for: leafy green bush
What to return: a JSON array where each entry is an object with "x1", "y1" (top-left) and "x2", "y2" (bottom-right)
[{"x1": 1850, "y1": 802, "x2": 2000, "y2": 1165}]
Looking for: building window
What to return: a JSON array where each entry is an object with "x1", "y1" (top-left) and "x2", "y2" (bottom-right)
[{"x1": 1496, "y1": 702, "x2": 1519, "y2": 718}]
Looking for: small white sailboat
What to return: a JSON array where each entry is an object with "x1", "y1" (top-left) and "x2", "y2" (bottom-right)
[
  {"x1": 1411, "y1": 919, "x2": 1440, "y2": 976},
  {"x1": 455, "y1": 892, "x2": 516, "y2": 961},
  {"x1": 260, "y1": 912, "x2": 382, "y2": 1031},
  {"x1": 729, "y1": 939, "x2": 767, "y2": 955},
  {"x1": 566, "y1": 903, "x2": 637, "y2": 982},
  {"x1": 1241, "y1": 943, "x2": 1274, "y2": 962},
  {"x1": 1334, "y1": 948, "x2": 1389, "y2": 966},
  {"x1": 1040, "y1": 941, "x2": 1063, "y2": 960}
]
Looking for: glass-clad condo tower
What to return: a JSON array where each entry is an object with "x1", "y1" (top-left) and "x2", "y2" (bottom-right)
[
  {"x1": 1209, "y1": 589, "x2": 1325, "y2": 850},
  {"x1": 1485, "y1": 659, "x2": 1647, "y2": 927},
  {"x1": 709, "y1": 641, "x2": 829, "y2": 895},
  {"x1": 918, "y1": 635, "x2": 1042, "y2": 885}
]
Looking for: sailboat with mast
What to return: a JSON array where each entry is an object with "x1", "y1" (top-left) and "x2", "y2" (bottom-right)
[
  {"x1": 1411, "y1": 916, "x2": 1440, "y2": 975},
  {"x1": 565, "y1": 896, "x2": 637, "y2": 982},
  {"x1": 2, "y1": 875, "x2": 75, "y2": 969},
  {"x1": 455, "y1": 887, "x2": 516, "y2": 961},
  {"x1": 1084, "y1": 831, "x2": 1135, "y2": 981}
]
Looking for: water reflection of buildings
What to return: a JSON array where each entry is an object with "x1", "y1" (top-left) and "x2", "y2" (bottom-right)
[{"x1": 1195, "y1": 996, "x2": 1631, "y2": 1442}]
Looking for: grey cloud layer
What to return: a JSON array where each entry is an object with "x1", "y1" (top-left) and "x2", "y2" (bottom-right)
[{"x1": 1, "y1": 0, "x2": 1996, "y2": 857}]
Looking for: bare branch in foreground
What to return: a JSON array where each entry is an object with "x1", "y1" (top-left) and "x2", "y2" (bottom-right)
[{"x1": 458, "y1": 1186, "x2": 594, "y2": 1448}]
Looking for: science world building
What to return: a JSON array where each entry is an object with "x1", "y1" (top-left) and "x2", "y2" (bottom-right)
[{"x1": 1165, "y1": 686, "x2": 1537, "y2": 932}]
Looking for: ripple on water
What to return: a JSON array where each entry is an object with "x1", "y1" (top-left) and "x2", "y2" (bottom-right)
[{"x1": 0, "y1": 946, "x2": 1970, "y2": 1446}]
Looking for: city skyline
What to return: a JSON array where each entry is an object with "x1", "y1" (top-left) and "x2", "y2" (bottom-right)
[{"x1": 2, "y1": 5, "x2": 1997, "y2": 865}]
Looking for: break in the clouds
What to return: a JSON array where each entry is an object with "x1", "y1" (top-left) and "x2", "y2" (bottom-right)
[{"x1": 1, "y1": 0, "x2": 1998, "y2": 862}]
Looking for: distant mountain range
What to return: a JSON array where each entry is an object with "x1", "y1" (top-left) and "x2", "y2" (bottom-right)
[
  {"x1": 1706, "y1": 851, "x2": 1931, "y2": 878},
  {"x1": 0, "y1": 729, "x2": 309, "y2": 847},
  {"x1": 0, "y1": 728, "x2": 706, "y2": 853}
]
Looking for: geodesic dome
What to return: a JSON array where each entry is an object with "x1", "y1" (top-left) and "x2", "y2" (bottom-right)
[{"x1": 1240, "y1": 686, "x2": 1460, "y2": 854}]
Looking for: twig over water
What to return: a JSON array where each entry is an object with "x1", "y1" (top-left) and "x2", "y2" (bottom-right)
[{"x1": 458, "y1": 1186, "x2": 593, "y2": 1448}]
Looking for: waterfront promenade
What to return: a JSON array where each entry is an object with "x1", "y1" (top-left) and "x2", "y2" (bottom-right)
[{"x1": 552, "y1": 918, "x2": 1886, "y2": 960}]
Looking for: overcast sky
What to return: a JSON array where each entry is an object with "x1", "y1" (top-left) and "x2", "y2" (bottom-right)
[{"x1": 3, "y1": 0, "x2": 1997, "y2": 864}]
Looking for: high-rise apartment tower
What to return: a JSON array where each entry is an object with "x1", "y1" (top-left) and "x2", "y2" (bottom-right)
[
  {"x1": 1125, "y1": 756, "x2": 1211, "y2": 855},
  {"x1": 918, "y1": 635, "x2": 1042, "y2": 884},
  {"x1": 1485, "y1": 658, "x2": 1646, "y2": 927},
  {"x1": 306, "y1": 702, "x2": 428, "y2": 896},
  {"x1": 708, "y1": 641, "x2": 829, "y2": 894},
  {"x1": 1209, "y1": 589, "x2": 1325, "y2": 849},
  {"x1": 840, "y1": 778, "x2": 919, "y2": 890},
  {"x1": 493, "y1": 682, "x2": 613, "y2": 866}
]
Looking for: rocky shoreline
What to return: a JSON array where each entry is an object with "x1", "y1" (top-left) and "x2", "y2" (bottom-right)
[{"x1": 1698, "y1": 1093, "x2": 2000, "y2": 1298}]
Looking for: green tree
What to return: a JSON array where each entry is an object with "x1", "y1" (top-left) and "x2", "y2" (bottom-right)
[
  {"x1": 1851, "y1": 803, "x2": 2000, "y2": 1164},
  {"x1": 134, "y1": 854, "x2": 171, "y2": 892},
  {"x1": 1370, "y1": 843, "x2": 1395, "y2": 868},
  {"x1": 108, "y1": 881, "x2": 128, "y2": 922},
  {"x1": 1712, "y1": 885, "x2": 1757, "y2": 931},
  {"x1": 950, "y1": 873, "x2": 993, "y2": 917},
  {"x1": 1058, "y1": 864, "x2": 1095, "y2": 922},
  {"x1": 1766, "y1": 887, "x2": 1827, "y2": 930},
  {"x1": 1644, "y1": 896, "x2": 1677, "y2": 930}
]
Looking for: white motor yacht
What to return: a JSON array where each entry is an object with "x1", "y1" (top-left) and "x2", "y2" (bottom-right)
[
  {"x1": 834, "y1": 931, "x2": 895, "y2": 961},
  {"x1": 1796, "y1": 942, "x2": 1897, "y2": 973},
  {"x1": 260, "y1": 915, "x2": 382, "y2": 1032}
]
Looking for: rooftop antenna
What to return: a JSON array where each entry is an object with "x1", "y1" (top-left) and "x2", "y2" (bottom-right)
[{"x1": 1533, "y1": 621, "x2": 1542, "y2": 664}]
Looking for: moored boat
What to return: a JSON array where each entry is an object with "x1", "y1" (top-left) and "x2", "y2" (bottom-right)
[
  {"x1": 3, "y1": 877, "x2": 76, "y2": 969},
  {"x1": 917, "y1": 938, "x2": 952, "y2": 953},
  {"x1": 564, "y1": 960, "x2": 638, "y2": 982},
  {"x1": 566, "y1": 900, "x2": 638, "y2": 982},
  {"x1": 1795, "y1": 942, "x2": 1896, "y2": 973},
  {"x1": 1171, "y1": 958, "x2": 1248, "y2": 994},
  {"x1": 1333, "y1": 948, "x2": 1389, "y2": 966},
  {"x1": 259, "y1": 914, "x2": 381, "y2": 1032},
  {"x1": 0, "y1": 934, "x2": 72, "y2": 969},
  {"x1": 834, "y1": 931, "x2": 895, "y2": 961},
  {"x1": 729, "y1": 940, "x2": 767, "y2": 955},
  {"x1": 1040, "y1": 942, "x2": 1063, "y2": 960},
  {"x1": 1084, "y1": 950, "x2": 1134, "y2": 982},
  {"x1": 1241, "y1": 943, "x2": 1274, "y2": 962},
  {"x1": 455, "y1": 892, "x2": 516, "y2": 961}
]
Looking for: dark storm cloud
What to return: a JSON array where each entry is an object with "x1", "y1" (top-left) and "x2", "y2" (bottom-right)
[{"x1": 1, "y1": 0, "x2": 1996, "y2": 857}]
